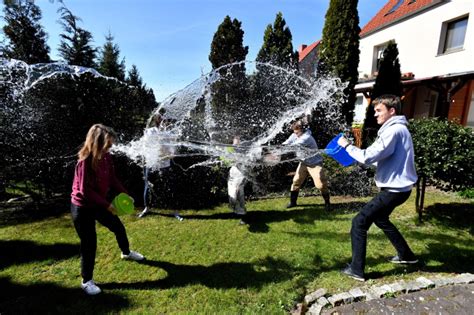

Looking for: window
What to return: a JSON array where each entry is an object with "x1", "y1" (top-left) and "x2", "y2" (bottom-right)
[
  {"x1": 372, "y1": 43, "x2": 389, "y2": 74},
  {"x1": 466, "y1": 91, "x2": 474, "y2": 128},
  {"x1": 440, "y1": 16, "x2": 468, "y2": 53},
  {"x1": 385, "y1": 0, "x2": 404, "y2": 16}
]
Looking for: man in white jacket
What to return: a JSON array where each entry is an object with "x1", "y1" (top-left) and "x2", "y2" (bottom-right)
[{"x1": 337, "y1": 94, "x2": 418, "y2": 281}]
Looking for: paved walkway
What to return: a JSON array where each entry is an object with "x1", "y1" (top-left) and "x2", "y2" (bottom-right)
[
  {"x1": 321, "y1": 283, "x2": 474, "y2": 315},
  {"x1": 296, "y1": 273, "x2": 474, "y2": 315}
]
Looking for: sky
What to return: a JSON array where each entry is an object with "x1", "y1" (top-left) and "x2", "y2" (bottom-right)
[{"x1": 6, "y1": 0, "x2": 386, "y2": 101}]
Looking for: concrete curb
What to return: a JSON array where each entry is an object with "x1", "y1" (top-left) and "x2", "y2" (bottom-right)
[{"x1": 291, "y1": 273, "x2": 474, "y2": 315}]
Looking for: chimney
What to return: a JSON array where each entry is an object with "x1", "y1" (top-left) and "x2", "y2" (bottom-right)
[{"x1": 299, "y1": 44, "x2": 307, "y2": 54}]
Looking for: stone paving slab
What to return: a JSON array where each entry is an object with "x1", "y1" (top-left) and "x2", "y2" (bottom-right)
[{"x1": 320, "y1": 283, "x2": 474, "y2": 315}]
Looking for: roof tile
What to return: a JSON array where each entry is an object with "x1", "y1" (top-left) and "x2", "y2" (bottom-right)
[{"x1": 360, "y1": 0, "x2": 438, "y2": 36}]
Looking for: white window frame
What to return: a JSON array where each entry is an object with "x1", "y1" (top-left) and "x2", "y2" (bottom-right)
[{"x1": 371, "y1": 41, "x2": 391, "y2": 75}]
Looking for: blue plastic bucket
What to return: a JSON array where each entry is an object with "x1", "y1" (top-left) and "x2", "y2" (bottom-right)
[{"x1": 325, "y1": 134, "x2": 355, "y2": 167}]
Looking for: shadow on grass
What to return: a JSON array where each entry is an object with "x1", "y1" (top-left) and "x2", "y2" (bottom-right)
[
  {"x1": 0, "y1": 195, "x2": 69, "y2": 228},
  {"x1": 423, "y1": 202, "x2": 474, "y2": 235},
  {"x1": 149, "y1": 201, "x2": 365, "y2": 234},
  {"x1": 296, "y1": 201, "x2": 366, "y2": 213},
  {"x1": 0, "y1": 240, "x2": 79, "y2": 269},
  {"x1": 245, "y1": 200, "x2": 364, "y2": 233},
  {"x1": 0, "y1": 276, "x2": 129, "y2": 314},
  {"x1": 102, "y1": 256, "x2": 299, "y2": 290},
  {"x1": 418, "y1": 242, "x2": 474, "y2": 274},
  {"x1": 365, "y1": 229, "x2": 474, "y2": 278},
  {"x1": 305, "y1": 226, "x2": 474, "y2": 280}
]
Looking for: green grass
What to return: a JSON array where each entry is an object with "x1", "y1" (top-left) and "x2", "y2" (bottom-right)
[{"x1": 0, "y1": 189, "x2": 472, "y2": 314}]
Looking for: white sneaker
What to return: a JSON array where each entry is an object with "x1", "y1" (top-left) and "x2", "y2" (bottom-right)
[
  {"x1": 81, "y1": 280, "x2": 101, "y2": 295},
  {"x1": 121, "y1": 250, "x2": 145, "y2": 261},
  {"x1": 138, "y1": 207, "x2": 149, "y2": 218}
]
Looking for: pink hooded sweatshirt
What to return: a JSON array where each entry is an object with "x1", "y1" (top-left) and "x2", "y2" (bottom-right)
[{"x1": 71, "y1": 153, "x2": 127, "y2": 209}]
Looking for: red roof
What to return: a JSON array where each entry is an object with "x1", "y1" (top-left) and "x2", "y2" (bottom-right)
[
  {"x1": 360, "y1": 0, "x2": 440, "y2": 36},
  {"x1": 298, "y1": 40, "x2": 320, "y2": 62},
  {"x1": 299, "y1": 0, "x2": 441, "y2": 63}
]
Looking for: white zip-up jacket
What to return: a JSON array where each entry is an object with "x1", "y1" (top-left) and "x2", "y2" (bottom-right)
[{"x1": 346, "y1": 116, "x2": 418, "y2": 191}]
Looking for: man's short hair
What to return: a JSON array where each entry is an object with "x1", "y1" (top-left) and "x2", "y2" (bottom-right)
[
  {"x1": 373, "y1": 94, "x2": 402, "y2": 114},
  {"x1": 291, "y1": 120, "x2": 304, "y2": 131}
]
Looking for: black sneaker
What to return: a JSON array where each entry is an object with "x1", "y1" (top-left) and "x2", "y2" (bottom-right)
[
  {"x1": 286, "y1": 202, "x2": 297, "y2": 208},
  {"x1": 390, "y1": 255, "x2": 418, "y2": 264},
  {"x1": 341, "y1": 264, "x2": 365, "y2": 282}
]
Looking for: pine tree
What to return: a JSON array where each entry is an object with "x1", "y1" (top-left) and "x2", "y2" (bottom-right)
[
  {"x1": 97, "y1": 32, "x2": 126, "y2": 81},
  {"x1": 57, "y1": 5, "x2": 96, "y2": 68},
  {"x1": 362, "y1": 40, "x2": 403, "y2": 146},
  {"x1": 250, "y1": 12, "x2": 300, "y2": 139},
  {"x1": 371, "y1": 41, "x2": 403, "y2": 99},
  {"x1": 208, "y1": 16, "x2": 249, "y2": 141},
  {"x1": 209, "y1": 16, "x2": 248, "y2": 69},
  {"x1": 1, "y1": 0, "x2": 50, "y2": 63},
  {"x1": 318, "y1": 0, "x2": 360, "y2": 126},
  {"x1": 126, "y1": 64, "x2": 143, "y2": 88},
  {"x1": 256, "y1": 12, "x2": 298, "y2": 70}
]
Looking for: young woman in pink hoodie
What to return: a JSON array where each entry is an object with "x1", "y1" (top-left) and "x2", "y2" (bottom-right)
[{"x1": 71, "y1": 124, "x2": 144, "y2": 295}]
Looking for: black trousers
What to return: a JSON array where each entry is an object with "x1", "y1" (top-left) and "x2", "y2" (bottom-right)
[
  {"x1": 350, "y1": 189, "x2": 415, "y2": 275},
  {"x1": 71, "y1": 203, "x2": 130, "y2": 282}
]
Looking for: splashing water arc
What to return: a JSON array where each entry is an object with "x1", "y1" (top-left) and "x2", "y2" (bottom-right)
[
  {"x1": 1, "y1": 58, "x2": 348, "y2": 175},
  {"x1": 114, "y1": 61, "x2": 349, "y2": 171}
]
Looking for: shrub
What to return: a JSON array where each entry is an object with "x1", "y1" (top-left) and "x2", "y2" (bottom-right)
[
  {"x1": 458, "y1": 188, "x2": 474, "y2": 199},
  {"x1": 409, "y1": 118, "x2": 473, "y2": 192},
  {"x1": 323, "y1": 156, "x2": 374, "y2": 197}
]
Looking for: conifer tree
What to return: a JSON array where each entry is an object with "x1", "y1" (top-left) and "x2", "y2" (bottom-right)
[
  {"x1": 208, "y1": 16, "x2": 249, "y2": 140},
  {"x1": 1, "y1": 0, "x2": 50, "y2": 63},
  {"x1": 127, "y1": 64, "x2": 143, "y2": 88},
  {"x1": 251, "y1": 12, "x2": 300, "y2": 138},
  {"x1": 256, "y1": 12, "x2": 298, "y2": 70},
  {"x1": 97, "y1": 32, "x2": 126, "y2": 81},
  {"x1": 371, "y1": 41, "x2": 403, "y2": 99},
  {"x1": 57, "y1": 5, "x2": 96, "y2": 68},
  {"x1": 318, "y1": 0, "x2": 360, "y2": 126},
  {"x1": 362, "y1": 40, "x2": 403, "y2": 146},
  {"x1": 209, "y1": 16, "x2": 248, "y2": 69}
]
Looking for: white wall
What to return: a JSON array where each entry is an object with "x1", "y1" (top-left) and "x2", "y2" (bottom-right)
[{"x1": 358, "y1": 0, "x2": 474, "y2": 79}]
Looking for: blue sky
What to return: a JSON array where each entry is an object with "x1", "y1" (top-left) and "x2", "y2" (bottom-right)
[{"x1": 17, "y1": 0, "x2": 385, "y2": 101}]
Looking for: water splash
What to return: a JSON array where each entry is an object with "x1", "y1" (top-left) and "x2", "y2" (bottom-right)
[
  {"x1": 113, "y1": 61, "x2": 348, "y2": 175},
  {"x1": 1, "y1": 58, "x2": 359, "y2": 198}
]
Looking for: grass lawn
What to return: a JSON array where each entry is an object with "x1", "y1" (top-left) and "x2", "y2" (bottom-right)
[{"x1": 0, "y1": 189, "x2": 472, "y2": 314}]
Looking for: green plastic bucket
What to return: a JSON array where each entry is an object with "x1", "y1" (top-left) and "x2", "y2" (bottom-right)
[{"x1": 112, "y1": 193, "x2": 134, "y2": 215}]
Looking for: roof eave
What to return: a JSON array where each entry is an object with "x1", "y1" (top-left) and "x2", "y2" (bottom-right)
[{"x1": 360, "y1": 0, "x2": 445, "y2": 38}]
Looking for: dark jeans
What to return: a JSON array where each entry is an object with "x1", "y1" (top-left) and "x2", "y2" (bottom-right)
[
  {"x1": 350, "y1": 189, "x2": 415, "y2": 276},
  {"x1": 71, "y1": 203, "x2": 130, "y2": 282}
]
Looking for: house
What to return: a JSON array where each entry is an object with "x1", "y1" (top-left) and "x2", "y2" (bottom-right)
[
  {"x1": 299, "y1": 0, "x2": 474, "y2": 128},
  {"x1": 298, "y1": 40, "x2": 320, "y2": 79}
]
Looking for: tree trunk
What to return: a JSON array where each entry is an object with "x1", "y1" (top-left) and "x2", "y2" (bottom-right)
[{"x1": 415, "y1": 175, "x2": 426, "y2": 223}]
